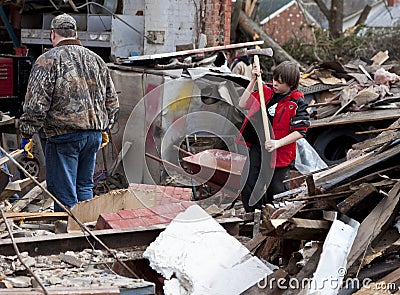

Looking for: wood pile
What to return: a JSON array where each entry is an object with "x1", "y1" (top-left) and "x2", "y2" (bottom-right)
[{"x1": 246, "y1": 117, "x2": 400, "y2": 294}]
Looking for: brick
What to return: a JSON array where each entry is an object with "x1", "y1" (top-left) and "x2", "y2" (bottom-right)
[
  {"x1": 134, "y1": 207, "x2": 154, "y2": 217},
  {"x1": 107, "y1": 218, "x2": 146, "y2": 229},
  {"x1": 140, "y1": 215, "x2": 169, "y2": 226},
  {"x1": 95, "y1": 216, "x2": 107, "y2": 230},
  {"x1": 118, "y1": 209, "x2": 139, "y2": 219},
  {"x1": 96, "y1": 212, "x2": 120, "y2": 230},
  {"x1": 153, "y1": 202, "x2": 183, "y2": 215}
]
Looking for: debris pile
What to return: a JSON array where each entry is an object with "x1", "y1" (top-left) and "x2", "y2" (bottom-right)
[
  {"x1": 1, "y1": 48, "x2": 400, "y2": 294},
  {"x1": 301, "y1": 50, "x2": 400, "y2": 122}
]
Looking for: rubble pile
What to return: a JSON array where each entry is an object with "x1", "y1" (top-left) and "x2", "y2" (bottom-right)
[{"x1": 0, "y1": 248, "x2": 146, "y2": 289}]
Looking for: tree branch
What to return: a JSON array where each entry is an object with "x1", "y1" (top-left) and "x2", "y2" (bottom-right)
[{"x1": 313, "y1": 0, "x2": 330, "y2": 19}]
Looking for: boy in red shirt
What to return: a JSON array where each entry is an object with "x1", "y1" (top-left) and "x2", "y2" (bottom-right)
[{"x1": 237, "y1": 61, "x2": 310, "y2": 212}]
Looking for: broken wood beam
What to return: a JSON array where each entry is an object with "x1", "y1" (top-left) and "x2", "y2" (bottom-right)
[
  {"x1": 4, "y1": 212, "x2": 68, "y2": 222},
  {"x1": 337, "y1": 183, "x2": 382, "y2": 222},
  {"x1": 0, "y1": 178, "x2": 35, "y2": 201},
  {"x1": 309, "y1": 109, "x2": 400, "y2": 128},
  {"x1": 294, "y1": 190, "x2": 353, "y2": 201},
  {"x1": 379, "y1": 267, "x2": 400, "y2": 293},
  {"x1": 245, "y1": 232, "x2": 267, "y2": 252},
  {"x1": 10, "y1": 180, "x2": 46, "y2": 213},
  {"x1": 347, "y1": 181, "x2": 400, "y2": 269},
  {"x1": 0, "y1": 149, "x2": 23, "y2": 166},
  {"x1": 263, "y1": 218, "x2": 330, "y2": 241},
  {"x1": 314, "y1": 144, "x2": 400, "y2": 190},
  {"x1": 334, "y1": 164, "x2": 400, "y2": 192}
]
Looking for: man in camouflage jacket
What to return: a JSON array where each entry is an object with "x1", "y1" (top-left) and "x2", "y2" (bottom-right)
[{"x1": 19, "y1": 13, "x2": 119, "y2": 211}]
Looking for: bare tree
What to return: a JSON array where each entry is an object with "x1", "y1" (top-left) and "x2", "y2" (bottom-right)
[{"x1": 313, "y1": 0, "x2": 344, "y2": 38}]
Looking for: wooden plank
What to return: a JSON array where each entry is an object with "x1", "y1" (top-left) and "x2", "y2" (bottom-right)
[
  {"x1": 294, "y1": 190, "x2": 353, "y2": 201},
  {"x1": 0, "y1": 149, "x2": 23, "y2": 166},
  {"x1": 4, "y1": 212, "x2": 68, "y2": 221},
  {"x1": 347, "y1": 181, "x2": 400, "y2": 268},
  {"x1": 10, "y1": 180, "x2": 46, "y2": 213},
  {"x1": 352, "y1": 131, "x2": 400, "y2": 150},
  {"x1": 263, "y1": 218, "x2": 330, "y2": 241},
  {"x1": 337, "y1": 183, "x2": 381, "y2": 222},
  {"x1": 313, "y1": 152, "x2": 371, "y2": 180},
  {"x1": 309, "y1": 109, "x2": 400, "y2": 128},
  {"x1": 0, "y1": 178, "x2": 34, "y2": 200},
  {"x1": 334, "y1": 164, "x2": 400, "y2": 192},
  {"x1": 247, "y1": 0, "x2": 257, "y2": 17},
  {"x1": 126, "y1": 40, "x2": 264, "y2": 61},
  {"x1": 355, "y1": 126, "x2": 400, "y2": 135},
  {"x1": 314, "y1": 145, "x2": 400, "y2": 191},
  {"x1": 380, "y1": 267, "x2": 400, "y2": 292},
  {"x1": 245, "y1": 232, "x2": 267, "y2": 252},
  {"x1": 371, "y1": 50, "x2": 389, "y2": 66}
]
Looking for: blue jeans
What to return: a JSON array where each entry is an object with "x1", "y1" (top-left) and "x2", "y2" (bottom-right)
[{"x1": 45, "y1": 130, "x2": 102, "y2": 212}]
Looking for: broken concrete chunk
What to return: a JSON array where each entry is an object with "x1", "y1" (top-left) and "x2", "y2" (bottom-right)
[
  {"x1": 60, "y1": 253, "x2": 85, "y2": 268},
  {"x1": 5, "y1": 276, "x2": 32, "y2": 288}
]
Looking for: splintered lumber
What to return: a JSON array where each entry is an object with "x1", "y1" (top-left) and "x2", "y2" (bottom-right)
[
  {"x1": 355, "y1": 126, "x2": 400, "y2": 135},
  {"x1": 371, "y1": 50, "x2": 389, "y2": 66},
  {"x1": 0, "y1": 149, "x2": 23, "y2": 166},
  {"x1": 10, "y1": 181, "x2": 46, "y2": 213},
  {"x1": 294, "y1": 190, "x2": 353, "y2": 201},
  {"x1": 4, "y1": 212, "x2": 68, "y2": 222},
  {"x1": 379, "y1": 267, "x2": 400, "y2": 292},
  {"x1": 263, "y1": 218, "x2": 330, "y2": 241},
  {"x1": 281, "y1": 243, "x2": 323, "y2": 295},
  {"x1": 309, "y1": 109, "x2": 400, "y2": 128},
  {"x1": 347, "y1": 181, "x2": 400, "y2": 269},
  {"x1": 314, "y1": 144, "x2": 400, "y2": 190},
  {"x1": 360, "y1": 231, "x2": 400, "y2": 270},
  {"x1": 0, "y1": 178, "x2": 34, "y2": 200},
  {"x1": 259, "y1": 203, "x2": 305, "y2": 263},
  {"x1": 352, "y1": 131, "x2": 400, "y2": 150},
  {"x1": 334, "y1": 164, "x2": 400, "y2": 192},
  {"x1": 337, "y1": 183, "x2": 382, "y2": 222}
]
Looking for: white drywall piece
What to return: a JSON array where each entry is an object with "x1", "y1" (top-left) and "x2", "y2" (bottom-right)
[{"x1": 143, "y1": 204, "x2": 273, "y2": 295}]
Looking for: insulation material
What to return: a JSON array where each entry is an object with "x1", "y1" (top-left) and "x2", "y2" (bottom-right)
[{"x1": 143, "y1": 205, "x2": 273, "y2": 295}]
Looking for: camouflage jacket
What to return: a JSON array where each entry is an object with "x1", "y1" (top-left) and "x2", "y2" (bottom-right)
[{"x1": 19, "y1": 39, "x2": 119, "y2": 138}]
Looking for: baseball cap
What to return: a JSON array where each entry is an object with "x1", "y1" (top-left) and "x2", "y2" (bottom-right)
[{"x1": 50, "y1": 13, "x2": 77, "y2": 30}]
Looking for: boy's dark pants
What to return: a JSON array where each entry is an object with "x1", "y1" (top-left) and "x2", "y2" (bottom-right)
[{"x1": 241, "y1": 144, "x2": 290, "y2": 212}]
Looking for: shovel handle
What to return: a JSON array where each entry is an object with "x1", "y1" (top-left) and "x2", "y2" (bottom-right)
[{"x1": 253, "y1": 55, "x2": 270, "y2": 141}]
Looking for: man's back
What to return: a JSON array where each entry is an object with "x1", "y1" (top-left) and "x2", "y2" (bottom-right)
[{"x1": 21, "y1": 40, "x2": 119, "y2": 138}]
